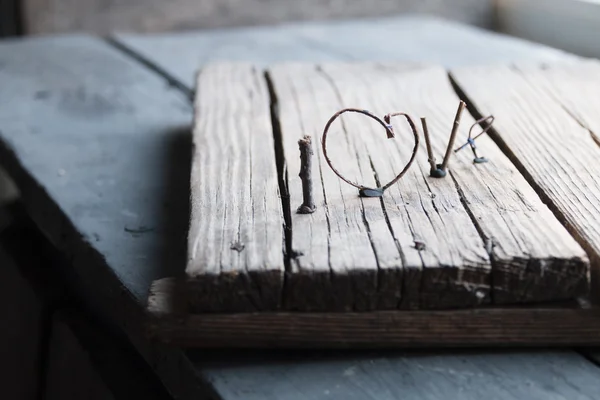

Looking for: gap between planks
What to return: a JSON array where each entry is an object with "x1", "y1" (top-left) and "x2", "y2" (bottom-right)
[
  {"x1": 104, "y1": 37, "x2": 194, "y2": 100},
  {"x1": 450, "y1": 62, "x2": 600, "y2": 303}
]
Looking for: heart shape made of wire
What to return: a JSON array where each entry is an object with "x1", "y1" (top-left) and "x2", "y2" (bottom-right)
[{"x1": 321, "y1": 108, "x2": 420, "y2": 197}]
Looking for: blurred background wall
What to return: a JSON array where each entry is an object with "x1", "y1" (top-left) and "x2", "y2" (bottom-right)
[
  {"x1": 3, "y1": 0, "x2": 495, "y2": 36},
  {"x1": 497, "y1": 0, "x2": 600, "y2": 59}
]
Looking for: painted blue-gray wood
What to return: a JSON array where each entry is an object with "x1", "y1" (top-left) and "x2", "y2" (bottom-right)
[
  {"x1": 0, "y1": 35, "x2": 203, "y2": 399},
  {"x1": 192, "y1": 350, "x2": 600, "y2": 400},
  {"x1": 117, "y1": 16, "x2": 575, "y2": 88},
  {"x1": 0, "y1": 35, "x2": 191, "y2": 300},
  {"x1": 0, "y1": 17, "x2": 598, "y2": 400}
]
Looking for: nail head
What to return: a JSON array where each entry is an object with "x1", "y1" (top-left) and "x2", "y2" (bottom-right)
[
  {"x1": 430, "y1": 164, "x2": 447, "y2": 178},
  {"x1": 359, "y1": 187, "x2": 384, "y2": 198},
  {"x1": 297, "y1": 204, "x2": 317, "y2": 214}
]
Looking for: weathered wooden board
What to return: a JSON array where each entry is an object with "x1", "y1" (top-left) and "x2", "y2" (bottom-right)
[
  {"x1": 317, "y1": 63, "x2": 588, "y2": 305},
  {"x1": 451, "y1": 63, "x2": 600, "y2": 300},
  {"x1": 512, "y1": 61, "x2": 600, "y2": 139},
  {"x1": 0, "y1": 35, "x2": 201, "y2": 400},
  {"x1": 185, "y1": 63, "x2": 284, "y2": 312},
  {"x1": 271, "y1": 63, "x2": 493, "y2": 310},
  {"x1": 148, "y1": 277, "x2": 600, "y2": 348},
  {"x1": 185, "y1": 62, "x2": 589, "y2": 313},
  {"x1": 270, "y1": 64, "x2": 426, "y2": 311},
  {"x1": 2, "y1": 26, "x2": 598, "y2": 400}
]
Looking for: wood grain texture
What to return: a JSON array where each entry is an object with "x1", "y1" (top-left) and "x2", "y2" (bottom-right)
[
  {"x1": 513, "y1": 60, "x2": 600, "y2": 137},
  {"x1": 148, "y1": 278, "x2": 600, "y2": 348},
  {"x1": 193, "y1": 350, "x2": 600, "y2": 400},
  {"x1": 322, "y1": 63, "x2": 589, "y2": 305},
  {"x1": 0, "y1": 35, "x2": 206, "y2": 400},
  {"x1": 270, "y1": 64, "x2": 408, "y2": 311},
  {"x1": 451, "y1": 63, "x2": 600, "y2": 301},
  {"x1": 185, "y1": 63, "x2": 284, "y2": 312},
  {"x1": 115, "y1": 16, "x2": 575, "y2": 90},
  {"x1": 23, "y1": 0, "x2": 493, "y2": 34},
  {"x1": 270, "y1": 63, "x2": 491, "y2": 311},
  {"x1": 187, "y1": 62, "x2": 587, "y2": 312}
]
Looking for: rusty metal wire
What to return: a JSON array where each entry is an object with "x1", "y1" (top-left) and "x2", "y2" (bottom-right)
[
  {"x1": 454, "y1": 115, "x2": 495, "y2": 153},
  {"x1": 321, "y1": 108, "x2": 419, "y2": 193}
]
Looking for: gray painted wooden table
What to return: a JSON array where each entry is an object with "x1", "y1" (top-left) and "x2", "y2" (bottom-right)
[{"x1": 1, "y1": 16, "x2": 599, "y2": 399}]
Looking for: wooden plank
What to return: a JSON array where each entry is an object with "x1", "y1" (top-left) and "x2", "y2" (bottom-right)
[
  {"x1": 0, "y1": 34, "x2": 191, "y2": 304},
  {"x1": 271, "y1": 64, "x2": 414, "y2": 311},
  {"x1": 114, "y1": 16, "x2": 575, "y2": 90},
  {"x1": 192, "y1": 350, "x2": 600, "y2": 400},
  {"x1": 451, "y1": 63, "x2": 600, "y2": 300},
  {"x1": 267, "y1": 62, "x2": 588, "y2": 310},
  {"x1": 512, "y1": 60, "x2": 600, "y2": 136},
  {"x1": 0, "y1": 35, "x2": 205, "y2": 400},
  {"x1": 23, "y1": 1, "x2": 493, "y2": 34},
  {"x1": 270, "y1": 63, "x2": 490, "y2": 311},
  {"x1": 148, "y1": 278, "x2": 600, "y2": 347},
  {"x1": 185, "y1": 63, "x2": 284, "y2": 312},
  {"x1": 324, "y1": 63, "x2": 588, "y2": 304}
]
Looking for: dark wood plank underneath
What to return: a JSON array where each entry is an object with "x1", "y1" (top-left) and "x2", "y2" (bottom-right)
[{"x1": 148, "y1": 278, "x2": 600, "y2": 348}]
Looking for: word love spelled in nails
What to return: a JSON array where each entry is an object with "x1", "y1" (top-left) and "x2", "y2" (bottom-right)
[{"x1": 296, "y1": 103, "x2": 495, "y2": 209}]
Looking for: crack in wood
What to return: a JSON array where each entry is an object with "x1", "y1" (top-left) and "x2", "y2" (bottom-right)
[
  {"x1": 318, "y1": 66, "x2": 386, "y2": 311},
  {"x1": 264, "y1": 70, "x2": 292, "y2": 274},
  {"x1": 449, "y1": 65, "x2": 591, "y2": 304}
]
